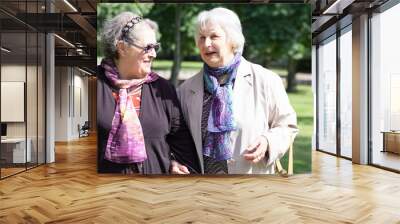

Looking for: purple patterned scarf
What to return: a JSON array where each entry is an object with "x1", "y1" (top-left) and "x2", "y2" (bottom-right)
[
  {"x1": 203, "y1": 53, "x2": 241, "y2": 161},
  {"x1": 101, "y1": 59, "x2": 158, "y2": 164}
]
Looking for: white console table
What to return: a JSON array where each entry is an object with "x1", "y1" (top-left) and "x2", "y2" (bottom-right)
[{"x1": 1, "y1": 138, "x2": 31, "y2": 163}]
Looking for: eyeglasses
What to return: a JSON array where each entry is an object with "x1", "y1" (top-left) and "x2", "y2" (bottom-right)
[
  {"x1": 120, "y1": 16, "x2": 142, "y2": 40},
  {"x1": 130, "y1": 42, "x2": 161, "y2": 54}
]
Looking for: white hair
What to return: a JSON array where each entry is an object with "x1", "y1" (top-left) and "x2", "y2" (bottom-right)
[
  {"x1": 194, "y1": 7, "x2": 245, "y2": 54},
  {"x1": 101, "y1": 12, "x2": 158, "y2": 59}
]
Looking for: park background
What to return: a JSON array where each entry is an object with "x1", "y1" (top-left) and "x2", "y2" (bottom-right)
[{"x1": 97, "y1": 3, "x2": 312, "y2": 174}]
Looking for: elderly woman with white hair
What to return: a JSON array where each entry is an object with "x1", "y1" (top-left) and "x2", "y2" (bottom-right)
[
  {"x1": 97, "y1": 12, "x2": 200, "y2": 174},
  {"x1": 178, "y1": 7, "x2": 298, "y2": 174}
]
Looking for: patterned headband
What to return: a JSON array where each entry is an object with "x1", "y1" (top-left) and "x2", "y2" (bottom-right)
[{"x1": 120, "y1": 16, "x2": 143, "y2": 40}]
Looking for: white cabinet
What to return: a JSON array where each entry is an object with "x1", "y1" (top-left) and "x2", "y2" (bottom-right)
[{"x1": 1, "y1": 138, "x2": 31, "y2": 163}]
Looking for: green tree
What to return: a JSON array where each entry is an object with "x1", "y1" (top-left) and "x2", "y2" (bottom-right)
[
  {"x1": 148, "y1": 4, "x2": 213, "y2": 86},
  {"x1": 97, "y1": 3, "x2": 311, "y2": 91},
  {"x1": 229, "y1": 4, "x2": 311, "y2": 92},
  {"x1": 149, "y1": 4, "x2": 310, "y2": 90}
]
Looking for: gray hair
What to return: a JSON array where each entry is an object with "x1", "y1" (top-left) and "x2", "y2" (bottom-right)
[
  {"x1": 194, "y1": 7, "x2": 245, "y2": 54},
  {"x1": 101, "y1": 12, "x2": 158, "y2": 59}
]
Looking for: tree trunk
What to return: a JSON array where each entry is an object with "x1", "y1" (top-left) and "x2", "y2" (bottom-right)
[
  {"x1": 170, "y1": 6, "x2": 182, "y2": 86},
  {"x1": 286, "y1": 58, "x2": 298, "y2": 93}
]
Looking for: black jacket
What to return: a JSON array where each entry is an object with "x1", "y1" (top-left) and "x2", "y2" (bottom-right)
[{"x1": 97, "y1": 66, "x2": 200, "y2": 174}]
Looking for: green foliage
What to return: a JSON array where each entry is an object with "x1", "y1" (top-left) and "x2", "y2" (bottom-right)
[
  {"x1": 147, "y1": 4, "x2": 213, "y2": 60},
  {"x1": 227, "y1": 4, "x2": 311, "y2": 66},
  {"x1": 96, "y1": 3, "x2": 311, "y2": 82},
  {"x1": 97, "y1": 3, "x2": 153, "y2": 26},
  {"x1": 282, "y1": 84, "x2": 313, "y2": 173}
]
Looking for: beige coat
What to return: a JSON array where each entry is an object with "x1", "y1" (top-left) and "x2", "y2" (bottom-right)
[{"x1": 177, "y1": 57, "x2": 298, "y2": 174}]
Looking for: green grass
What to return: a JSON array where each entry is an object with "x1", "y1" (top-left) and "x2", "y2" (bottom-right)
[
  {"x1": 268, "y1": 67, "x2": 288, "y2": 77},
  {"x1": 281, "y1": 84, "x2": 313, "y2": 174},
  {"x1": 152, "y1": 60, "x2": 288, "y2": 77}
]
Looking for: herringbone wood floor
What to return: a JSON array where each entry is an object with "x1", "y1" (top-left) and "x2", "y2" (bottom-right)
[{"x1": 1, "y1": 134, "x2": 400, "y2": 223}]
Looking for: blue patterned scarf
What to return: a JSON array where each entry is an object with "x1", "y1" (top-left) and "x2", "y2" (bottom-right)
[{"x1": 203, "y1": 53, "x2": 241, "y2": 161}]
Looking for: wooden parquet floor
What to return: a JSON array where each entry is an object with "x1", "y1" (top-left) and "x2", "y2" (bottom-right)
[
  {"x1": 1, "y1": 134, "x2": 400, "y2": 223},
  {"x1": 1, "y1": 167, "x2": 26, "y2": 178}
]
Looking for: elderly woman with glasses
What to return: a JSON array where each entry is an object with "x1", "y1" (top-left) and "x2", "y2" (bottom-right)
[
  {"x1": 178, "y1": 7, "x2": 298, "y2": 174},
  {"x1": 97, "y1": 12, "x2": 200, "y2": 174}
]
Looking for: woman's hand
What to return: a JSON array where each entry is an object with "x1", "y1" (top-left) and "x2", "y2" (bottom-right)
[
  {"x1": 243, "y1": 136, "x2": 268, "y2": 163},
  {"x1": 170, "y1": 160, "x2": 190, "y2": 174}
]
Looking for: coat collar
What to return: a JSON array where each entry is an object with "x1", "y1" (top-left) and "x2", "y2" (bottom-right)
[{"x1": 236, "y1": 56, "x2": 253, "y2": 86}]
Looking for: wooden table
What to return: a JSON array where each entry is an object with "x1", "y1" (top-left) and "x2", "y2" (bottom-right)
[{"x1": 381, "y1": 131, "x2": 400, "y2": 154}]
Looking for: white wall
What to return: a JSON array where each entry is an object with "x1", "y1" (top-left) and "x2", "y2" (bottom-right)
[
  {"x1": 54, "y1": 67, "x2": 89, "y2": 141},
  {"x1": 55, "y1": 66, "x2": 69, "y2": 141},
  {"x1": 1, "y1": 65, "x2": 36, "y2": 138},
  {"x1": 1, "y1": 63, "x2": 46, "y2": 164},
  {"x1": 73, "y1": 71, "x2": 89, "y2": 138}
]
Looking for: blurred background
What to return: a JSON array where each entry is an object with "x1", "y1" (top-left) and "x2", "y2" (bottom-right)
[{"x1": 97, "y1": 3, "x2": 312, "y2": 173}]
